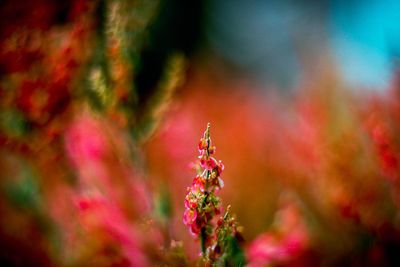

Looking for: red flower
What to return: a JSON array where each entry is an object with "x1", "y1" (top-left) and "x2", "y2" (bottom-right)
[
  {"x1": 183, "y1": 209, "x2": 197, "y2": 226},
  {"x1": 183, "y1": 124, "x2": 242, "y2": 264}
]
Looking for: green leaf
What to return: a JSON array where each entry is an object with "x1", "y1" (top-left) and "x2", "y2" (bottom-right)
[{"x1": 0, "y1": 109, "x2": 28, "y2": 137}]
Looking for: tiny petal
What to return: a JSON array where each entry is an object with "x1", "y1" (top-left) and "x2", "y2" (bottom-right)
[
  {"x1": 190, "y1": 222, "x2": 201, "y2": 236},
  {"x1": 200, "y1": 157, "x2": 218, "y2": 170},
  {"x1": 218, "y1": 178, "x2": 224, "y2": 188},
  {"x1": 183, "y1": 209, "x2": 197, "y2": 225},
  {"x1": 198, "y1": 138, "x2": 208, "y2": 151},
  {"x1": 217, "y1": 161, "x2": 224, "y2": 173},
  {"x1": 208, "y1": 146, "x2": 216, "y2": 154},
  {"x1": 193, "y1": 176, "x2": 206, "y2": 191}
]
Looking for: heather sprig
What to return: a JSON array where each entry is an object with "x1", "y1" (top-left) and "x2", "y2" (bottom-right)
[{"x1": 183, "y1": 124, "x2": 244, "y2": 266}]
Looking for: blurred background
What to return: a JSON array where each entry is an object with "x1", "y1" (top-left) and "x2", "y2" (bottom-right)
[{"x1": 1, "y1": 0, "x2": 400, "y2": 266}]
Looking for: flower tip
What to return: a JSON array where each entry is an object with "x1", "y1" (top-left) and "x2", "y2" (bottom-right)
[{"x1": 204, "y1": 123, "x2": 211, "y2": 139}]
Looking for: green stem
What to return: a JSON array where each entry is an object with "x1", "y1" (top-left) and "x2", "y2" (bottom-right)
[{"x1": 200, "y1": 227, "x2": 207, "y2": 255}]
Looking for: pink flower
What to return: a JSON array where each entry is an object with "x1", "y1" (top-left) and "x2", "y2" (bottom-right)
[
  {"x1": 199, "y1": 156, "x2": 218, "y2": 170},
  {"x1": 246, "y1": 198, "x2": 309, "y2": 267},
  {"x1": 183, "y1": 209, "x2": 198, "y2": 226},
  {"x1": 192, "y1": 175, "x2": 206, "y2": 191},
  {"x1": 65, "y1": 114, "x2": 107, "y2": 165},
  {"x1": 198, "y1": 138, "x2": 208, "y2": 151},
  {"x1": 183, "y1": 124, "x2": 242, "y2": 264}
]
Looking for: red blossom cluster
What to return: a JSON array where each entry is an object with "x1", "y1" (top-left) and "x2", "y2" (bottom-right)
[
  {"x1": 246, "y1": 195, "x2": 310, "y2": 267},
  {"x1": 183, "y1": 124, "x2": 224, "y2": 239},
  {"x1": 183, "y1": 124, "x2": 244, "y2": 265}
]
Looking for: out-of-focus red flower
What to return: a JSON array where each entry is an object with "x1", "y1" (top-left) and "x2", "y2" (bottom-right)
[
  {"x1": 65, "y1": 111, "x2": 152, "y2": 216},
  {"x1": 74, "y1": 192, "x2": 152, "y2": 267},
  {"x1": 246, "y1": 196, "x2": 310, "y2": 267}
]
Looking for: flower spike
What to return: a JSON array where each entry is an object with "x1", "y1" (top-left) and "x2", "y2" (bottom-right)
[{"x1": 183, "y1": 124, "x2": 245, "y2": 266}]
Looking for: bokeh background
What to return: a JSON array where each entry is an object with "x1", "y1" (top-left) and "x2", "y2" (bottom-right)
[{"x1": 1, "y1": 0, "x2": 400, "y2": 266}]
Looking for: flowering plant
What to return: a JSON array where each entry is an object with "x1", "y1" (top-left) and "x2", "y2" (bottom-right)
[{"x1": 184, "y1": 124, "x2": 245, "y2": 266}]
